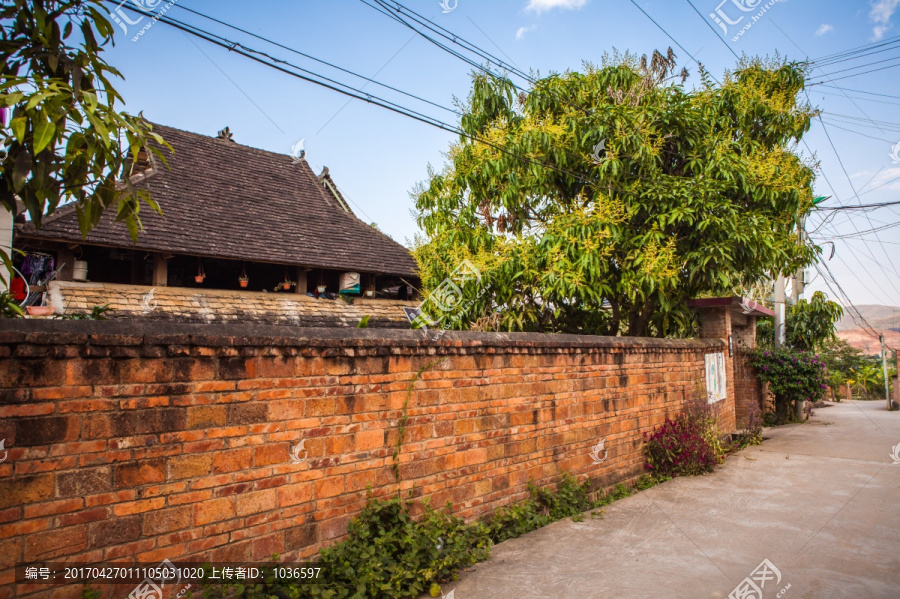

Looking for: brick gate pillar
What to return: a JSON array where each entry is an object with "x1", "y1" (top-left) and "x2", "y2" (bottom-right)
[{"x1": 687, "y1": 298, "x2": 774, "y2": 432}]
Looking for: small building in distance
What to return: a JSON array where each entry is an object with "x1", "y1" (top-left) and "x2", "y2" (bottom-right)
[{"x1": 13, "y1": 124, "x2": 420, "y2": 326}]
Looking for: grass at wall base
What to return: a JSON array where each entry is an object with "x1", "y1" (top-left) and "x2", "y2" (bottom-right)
[{"x1": 192, "y1": 473, "x2": 664, "y2": 599}]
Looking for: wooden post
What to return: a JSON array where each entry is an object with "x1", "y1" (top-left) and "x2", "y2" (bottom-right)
[
  {"x1": 152, "y1": 254, "x2": 168, "y2": 287},
  {"x1": 295, "y1": 267, "x2": 308, "y2": 295},
  {"x1": 57, "y1": 247, "x2": 76, "y2": 282}
]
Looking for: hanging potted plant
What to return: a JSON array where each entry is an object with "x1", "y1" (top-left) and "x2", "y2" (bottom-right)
[
  {"x1": 316, "y1": 273, "x2": 327, "y2": 295},
  {"x1": 364, "y1": 283, "x2": 376, "y2": 298},
  {"x1": 276, "y1": 273, "x2": 296, "y2": 291},
  {"x1": 195, "y1": 261, "x2": 206, "y2": 284},
  {"x1": 238, "y1": 265, "x2": 249, "y2": 288}
]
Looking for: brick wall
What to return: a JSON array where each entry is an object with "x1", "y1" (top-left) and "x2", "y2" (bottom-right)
[{"x1": 0, "y1": 321, "x2": 730, "y2": 598}]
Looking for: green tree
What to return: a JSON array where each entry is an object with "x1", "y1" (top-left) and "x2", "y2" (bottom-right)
[
  {"x1": 848, "y1": 360, "x2": 896, "y2": 400},
  {"x1": 749, "y1": 348, "x2": 828, "y2": 424},
  {"x1": 0, "y1": 0, "x2": 167, "y2": 264},
  {"x1": 817, "y1": 337, "x2": 867, "y2": 393},
  {"x1": 414, "y1": 53, "x2": 818, "y2": 337},
  {"x1": 757, "y1": 290, "x2": 844, "y2": 350}
]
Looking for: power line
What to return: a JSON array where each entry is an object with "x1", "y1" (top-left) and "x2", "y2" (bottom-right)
[
  {"x1": 682, "y1": 0, "x2": 740, "y2": 61},
  {"x1": 767, "y1": 19, "x2": 889, "y2": 139},
  {"x1": 172, "y1": 2, "x2": 460, "y2": 116},
  {"x1": 105, "y1": 1, "x2": 597, "y2": 188},
  {"x1": 816, "y1": 260, "x2": 896, "y2": 351},
  {"x1": 819, "y1": 84, "x2": 900, "y2": 100},
  {"x1": 819, "y1": 119, "x2": 896, "y2": 143},
  {"x1": 360, "y1": 0, "x2": 533, "y2": 85},
  {"x1": 810, "y1": 60, "x2": 900, "y2": 84},
  {"x1": 817, "y1": 200, "x2": 900, "y2": 211},
  {"x1": 625, "y1": 0, "x2": 719, "y2": 84},
  {"x1": 809, "y1": 34, "x2": 900, "y2": 67},
  {"x1": 813, "y1": 90, "x2": 900, "y2": 107},
  {"x1": 804, "y1": 117, "x2": 900, "y2": 296}
]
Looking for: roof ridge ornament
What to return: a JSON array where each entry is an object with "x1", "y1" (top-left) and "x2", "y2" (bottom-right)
[{"x1": 217, "y1": 127, "x2": 235, "y2": 142}]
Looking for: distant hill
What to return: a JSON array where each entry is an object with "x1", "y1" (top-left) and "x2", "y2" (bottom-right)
[
  {"x1": 837, "y1": 329, "x2": 900, "y2": 355},
  {"x1": 834, "y1": 304, "x2": 900, "y2": 355},
  {"x1": 835, "y1": 304, "x2": 900, "y2": 332}
]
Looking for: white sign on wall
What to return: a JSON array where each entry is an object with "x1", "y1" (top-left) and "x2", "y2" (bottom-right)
[{"x1": 705, "y1": 352, "x2": 727, "y2": 403}]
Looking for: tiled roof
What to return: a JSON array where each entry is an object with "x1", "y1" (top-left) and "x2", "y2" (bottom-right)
[
  {"x1": 17, "y1": 123, "x2": 418, "y2": 277},
  {"x1": 46, "y1": 282, "x2": 418, "y2": 328}
]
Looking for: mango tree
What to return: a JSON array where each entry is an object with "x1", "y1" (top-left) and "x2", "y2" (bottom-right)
[{"x1": 414, "y1": 53, "x2": 818, "y2": 337}]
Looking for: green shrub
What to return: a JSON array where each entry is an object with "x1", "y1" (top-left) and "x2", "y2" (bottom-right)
[
  {"x1": 199, "y1": 473, "x2": 665, "y2": 599},
  {"x1": 486, "y1": 473, "x2": 593, "y2": 543},
  {"x1": 0, "y1": 291, "x2": 23, "y2": 318},
  {"x1": 749, "y1": 347, "x2": 828, "y2": 424}
]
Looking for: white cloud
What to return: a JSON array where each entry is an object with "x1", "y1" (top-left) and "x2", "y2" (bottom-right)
[
  {"x1": 869, "y1": 0, "x2": 900, "y2": 40},
  {"x1": 868, "y1": 166, "x2": 900, "y2": 191},
  {"x1": 815, "y1": 24, "x2": 834, "y2": 36},
  {"x1": 525, "y1": 0, "x2": 588, "y2": 14},
  {"x1": 516, "y1": 25, "x2": 537, "y2": 40}
]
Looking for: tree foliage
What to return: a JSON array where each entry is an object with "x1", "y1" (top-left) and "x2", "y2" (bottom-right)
[
  {"x1": 0, "y1": 0, "x2": 167, "y2": 243},
  {"x1": 757, "y1": 290, "x2": 844, "y2": 350},
  {"x1": 414, "y1": 53, "x2": 819, "y2": 337},
  {"x1": 749, "y1": 347, "x2": 828, "y2": 424}
]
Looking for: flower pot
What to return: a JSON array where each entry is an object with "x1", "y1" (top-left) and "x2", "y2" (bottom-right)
[
  {"x1": 282, "y1": 283, "x2": 291, "y2": 290},
  {"x1": 365, "y1": 290, "x2": 375, "y2": 298},
  {"x1": 316, "y1": 285, "x2": 327, "y2": 294},
  {"x1": 73, "y1": 261, "x2": 88, "y2": 281},
  {"x1": 26, "y1": 306, "x2": 54, "y2": 317},
  {"x1": 195, "y1": 275, "x2": 205, "y2": 284},
  {"x1": 239, "y1": 281, "x2": 249, "y2": 288}
]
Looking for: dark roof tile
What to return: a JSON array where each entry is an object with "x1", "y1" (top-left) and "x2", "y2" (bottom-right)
[{"x1": 17, "y1": 123, "x2": 418, "y2": 277}]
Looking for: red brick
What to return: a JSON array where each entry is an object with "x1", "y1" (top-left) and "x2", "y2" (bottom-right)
[
  {"x1": 0, "y1": 537, "x2": 22, "y2": 569},
  {"x1": 0, "y1": 404, "x2": 54, "y2": 418},
  {"x1": 355, "y1": 429, "x2": 384, "y2": 452},
  {"x1": 0, "y1": 474, "x2": 55, "y2": 510},
  {"x1": 167, "y1": 489, "x2": 213, "y2": 505},
  {"x1": 254, "y1": 444, "x2": 289, "y2": 467},
  {"x1": 213, "y1": 447, "x2": 254, "y2": 474},
  {"x1": 88, "y1": 515, "x2": 142, "y2": 549},
  {"x1": 313, "y1": 477, "x2": 345, "y2": 500},
  {"x1": 24, "y1": 526, "x2": 86, "y2": 560},
  {"x1": 167, "y1": 454, "x2": 212, "y2": 480},
  {"x1": 57, "y1": 507, "x2": 109, "y2": 527},
  {"x1": 251, "y1": 533, "x2": 285, "y2": 560},
  {"x1": 194, "y1": 497, "x2": 235, "y2": 525},
  {"x1": 112, "y1": 498, "x2": 166, "y2": 516},
  {"x1": 236, "y1": 489, "x2": 277, "y2": 516},
  {"x1": 56, "y1": 466, "x2": 112, "y2": 497},
  {"x1": 115, "y1": 458, "x2": 166, "y2": 488},
  {"x1": 142, "y1": 506, "x2": 192, "y2": 536},
  {"x1": 185, "y1": 406, "x2": 227, "y2": 429},
  {"x1": 23, "y1": 498, "x2": 82, "y2": 519},
  {"x1": 0, "y1": 518, "x2": 51, "y2": 540}
]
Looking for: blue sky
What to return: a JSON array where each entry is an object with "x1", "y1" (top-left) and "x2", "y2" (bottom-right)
[{"x1": 104, "y1": 0, "x2": 900, "y2": 308}]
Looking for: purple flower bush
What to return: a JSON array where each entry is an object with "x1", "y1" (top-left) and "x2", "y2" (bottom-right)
[
  {"x1": 644, "y1": 398, "x2": 723, "y2": 477},
  {"x1": 749, "y1": 347, "x2": 828, "y2": 424}
]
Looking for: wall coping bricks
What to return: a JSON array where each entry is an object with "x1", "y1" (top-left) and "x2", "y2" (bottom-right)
[{"x1": 0, "y1": 320, "x2": 725, "y2": 353}]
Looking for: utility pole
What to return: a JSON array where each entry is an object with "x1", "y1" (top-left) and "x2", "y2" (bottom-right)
[
  {"x1": 792, "y1": 216, "x2": 807, "y2": 306},
  {"x1": 774, "y1": 275, "x2": 786, "y2": 348},
  {"x1": 882, "y1": 335, "x2": 892, "y2": 411}
]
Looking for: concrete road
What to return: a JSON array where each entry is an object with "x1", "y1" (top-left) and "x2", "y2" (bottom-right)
[{"x1": 448, "y1": 401, "x2": 900, "y2": 599}]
